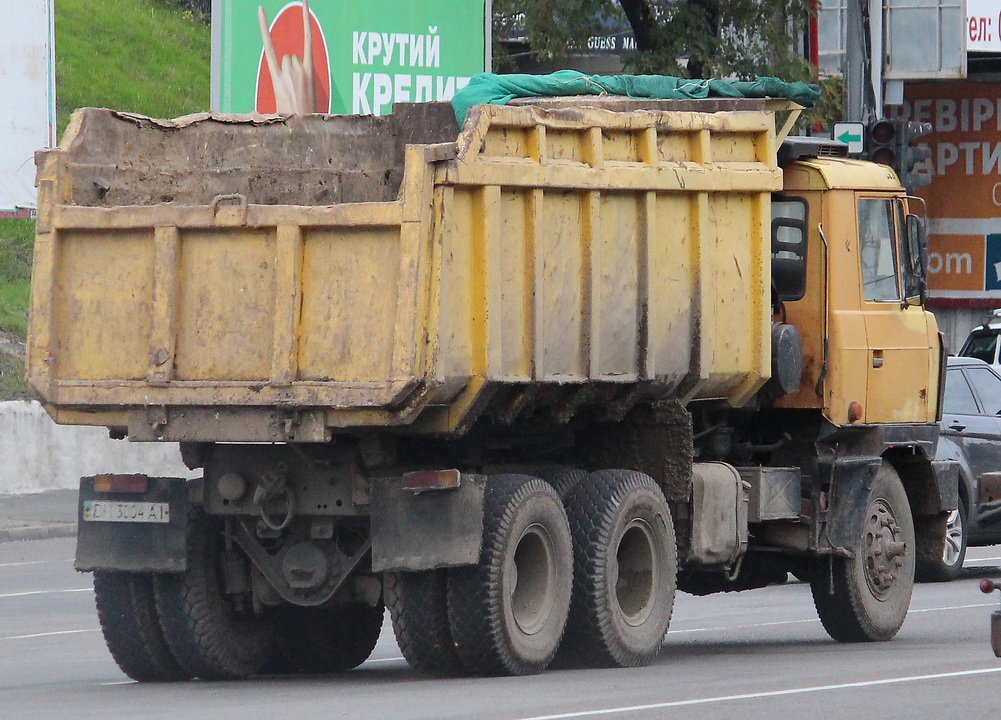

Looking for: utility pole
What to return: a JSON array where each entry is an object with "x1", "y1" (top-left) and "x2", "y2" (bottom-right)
[{"x1": 845, "y1": 0, "x2": 881, "y2": 123}]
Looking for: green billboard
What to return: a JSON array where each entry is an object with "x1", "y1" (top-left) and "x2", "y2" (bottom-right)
[{"x1": 212, "y1": 0, "x2": 488, "y2": 115}]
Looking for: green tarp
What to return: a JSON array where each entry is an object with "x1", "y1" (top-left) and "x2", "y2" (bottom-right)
[{"x1": 451, "y1": 70, "x2": 820, "y2": 125}]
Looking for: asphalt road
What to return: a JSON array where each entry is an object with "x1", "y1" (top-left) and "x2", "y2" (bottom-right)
[{"x1": 2, "y1": 537, "x2": 1000, "y2": 720}]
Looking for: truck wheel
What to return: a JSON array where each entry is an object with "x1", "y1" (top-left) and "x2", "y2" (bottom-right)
[
  {"x1": 93, "y1": 571, "x2": 190, "y2": 682},
  {"x1": 811, "y1": 463, "x2": 915, "y2": 642},
  {"x1": 447, "y1": 475, "x2": 573, "y2": 676},
  {"x1": 535, "y1": 467, "x2": 589, "y2": 500},
  {"x1": 915, "y1": 502, "x2": 967, "y2": 583},
  {"x1": 386, "y1": 570, "x2": 464, "y2": 676},
  {"x1": 272, "y1": 603, "x2": 384, "y2": 673},
  {"x1": 154, "y1": 508, "x2": 274, "y2": 679},
  {"x1": 561, "y1": 469, "x2": 677, "y2": 668}
]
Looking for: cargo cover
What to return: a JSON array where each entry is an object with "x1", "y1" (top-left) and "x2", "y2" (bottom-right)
[{"x1": 28, "y1": 99, "x2": 782, "y2": 441}]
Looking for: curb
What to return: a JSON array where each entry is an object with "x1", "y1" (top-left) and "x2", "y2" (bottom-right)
[{"x1": 0, "y1": 523, "x2": 77, "y2": 543}]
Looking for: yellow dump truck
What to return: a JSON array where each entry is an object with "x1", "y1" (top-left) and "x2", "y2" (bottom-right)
[{"x1": 28, "y1": 94, "x2": 957, "y2": 681}]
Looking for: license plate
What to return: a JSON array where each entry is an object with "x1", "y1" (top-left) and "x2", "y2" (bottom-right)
[{"x1": 82, "y1": 500, "x2": 170, "y2": 524}]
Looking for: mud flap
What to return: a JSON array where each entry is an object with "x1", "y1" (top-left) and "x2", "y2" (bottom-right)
[
  {"x1": 74, "y1": 476, "x2": 190, "y2": 572},
  {"x1": 369, "y1": 474, "x2": 485, "y2": 572},
  {"x1": 819, "y1": 456, "x2": 881, "y2": 552}
]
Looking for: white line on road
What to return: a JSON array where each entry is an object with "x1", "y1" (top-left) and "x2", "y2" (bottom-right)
[
  {"x1": 0, "y1": 587, "x2": 91, "y2": 599},
  {"x1": 0, "y1": 558, "x2": 74, "y2": 568},
  {"x1": 1, "y1": 629, "x2": 99, "y2": 641},
  {"x1": 510, "y1": 667, "x2": 1001, "y2": 720},
  {"x1": 668, "y1": 601, "x2": 995, "y2": 636}
]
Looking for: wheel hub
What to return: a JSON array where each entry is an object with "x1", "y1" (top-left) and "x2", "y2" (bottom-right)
[{"x1": 863, "y1": 498, "x2": 908, "y2": 600}]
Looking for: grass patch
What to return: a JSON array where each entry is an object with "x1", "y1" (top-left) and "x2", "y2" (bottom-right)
[
  {"x1": 55, "y1": 0, "x2": 210, "y2": 134},
  {"x1": 0, "y1": 220, "x2": 35, "y2": 339},
  {"x1": 0, "y1": 353, "x2": 30, "y2": 401}
]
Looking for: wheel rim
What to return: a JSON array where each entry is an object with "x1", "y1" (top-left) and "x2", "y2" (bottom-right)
[
  {"x1": 510, "y1": 523, "x2": 558, "y2": 636},
  {"x1": 863, "y1": 497, "x2": 908, "y2": 600},
  {"x1": 942, "y1": 508, "x2": 964, "y2": 567},
  {"x1": 614, "y1": 519, "x2": 657, "y2": 626}
]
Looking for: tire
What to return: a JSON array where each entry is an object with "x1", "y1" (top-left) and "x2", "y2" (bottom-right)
[
  {"x1": 561, "y1": 469, "x2": 677, "y2": 668},
  {"x1": 915, "y1": 501, "x2": 967, "y2": 583},
  {"x1": 535, "y1": 467, "x2": 589, "y2": 501},
  {"x1": 272, "y1": 603, "x2": 384, "y2": 673},
  {"x1": 385, "y1": 570, "x2": 464, "y2": 676},
  {"x1": 811, "y1": 463, "x2": 915, "y2": 642},
  {"x1": 447, "y1": 475, "x2": 573, "y2": 676},
  {"x1": 154, "y1": 508, "x2": 274, "y2": 680},
  {"x1": 93, "y1": 571, "x2": 190, "y2": 682}
]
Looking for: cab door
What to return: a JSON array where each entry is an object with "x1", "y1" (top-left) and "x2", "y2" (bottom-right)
[{"x1": 856, "y1": 195, "x2": 937, "y2": 423}]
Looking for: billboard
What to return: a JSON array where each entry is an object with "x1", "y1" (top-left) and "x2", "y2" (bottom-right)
[
  {"x1": 891, "y1": 82, "x2": 1001, "y2": 304},
  {"x1": 212, "y1": 0, "x2": 489, "y2": 115},
  {"x1": 0, "y1": 0, "x2": 56, "y2": 215}
]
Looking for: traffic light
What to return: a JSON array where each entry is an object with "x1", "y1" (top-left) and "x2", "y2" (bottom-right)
[
  {"x1": 866, "y1": 119, "x2": 897, "y2": 167},
  {"x1": 897, "y1": 120, "x2": 933, "y2": 193},
  {"x1": 865, "y1": 118, "x2": 933, "y2": 193}
]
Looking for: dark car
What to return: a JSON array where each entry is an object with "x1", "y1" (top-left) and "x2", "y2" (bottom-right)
[{"x1": 929, "y1": 356, "x2": 1001, "y2": 580}]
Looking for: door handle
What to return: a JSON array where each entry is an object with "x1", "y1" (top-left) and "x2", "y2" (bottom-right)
[{"x1": 948, "y1": 423, "x2": 966, "y2": 432}]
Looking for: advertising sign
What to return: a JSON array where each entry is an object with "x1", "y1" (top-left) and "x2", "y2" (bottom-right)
[
  {"x1": 891, "y1": 82, "x2": 1001, "y2": 303},
  {"x1": 0, "y1": 0, "x2": 56, "y2": 215},
  {"x1": 212, "y1": 0, "x2": 488, "y2": 115},
  {"x1": 968, "y1": 0, "x2": 1001, "y2": 53}
]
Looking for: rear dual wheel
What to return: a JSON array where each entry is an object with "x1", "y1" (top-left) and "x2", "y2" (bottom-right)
[
  {"x1": 153, "y1": 508, "x2": 274, "y2": 680},
  {"x1": 446, "y1": 475, "x2": 573, "y2": 676},
  {"x1": 561, "y1": 470, "x2": 677, "y2": 667},
  {"x1": 93, "y1": 571, "x2": 190, "y2": 682}
]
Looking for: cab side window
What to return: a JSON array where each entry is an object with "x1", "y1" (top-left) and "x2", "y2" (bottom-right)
[{"x1": 858, "y1": 198, "x2": 900, "y2": 302}]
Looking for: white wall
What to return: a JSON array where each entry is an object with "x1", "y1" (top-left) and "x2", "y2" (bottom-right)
[{"x1": 0, "y1": 401, "x2": 197, "y2": 495}]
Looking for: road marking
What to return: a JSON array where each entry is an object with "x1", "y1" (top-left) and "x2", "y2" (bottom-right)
[
  {"x1": 99, "y1": 680, "x2": 136, "y2": 686},
  {"x1": 910, "y1": 602, "x2": 993, "y2": 613},
  {"x1": 365, "y1": 656, "x2": 405, "y2": 664},
  {"x1": 0, "y1": 558, "x2": 74, "y2": 568},
  {"x1": 1, "y1": 629, "x2": 99, "y2": 641},
  {"x1": 668, "y1": 601, "x2": 995, "y2": 636},
  {"x1": 0, "y1": 587, "x2": 91, "y2": 599},
  {"x1": 510, "y1": 667, "x2": 1001, "y2": 720}
]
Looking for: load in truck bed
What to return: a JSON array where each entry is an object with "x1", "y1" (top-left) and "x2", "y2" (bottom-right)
[{"x1": 28, "y1": 98, "x2": 782, "y2": 442}]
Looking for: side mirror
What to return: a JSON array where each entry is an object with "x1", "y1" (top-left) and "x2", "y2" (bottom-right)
[
  {"x1": 771, "y1": 197, "x2": 809, "y2": 302},
  {"x1": 904, "y1": 212, "x2": 928, "y2": 305}
]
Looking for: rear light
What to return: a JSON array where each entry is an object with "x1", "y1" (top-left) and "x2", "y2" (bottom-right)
[{"x1": 92, "y1": 474, "x2": 149, "y2": 494}]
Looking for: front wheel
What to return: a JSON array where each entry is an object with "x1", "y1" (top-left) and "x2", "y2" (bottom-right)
[{"x1": 811, "y1": 463, "x2": 915, "y2": 642}]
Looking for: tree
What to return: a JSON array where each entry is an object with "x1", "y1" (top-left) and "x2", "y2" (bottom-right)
[{"x1": 493, "y1": 0, "x2": 814, "y2": 84}]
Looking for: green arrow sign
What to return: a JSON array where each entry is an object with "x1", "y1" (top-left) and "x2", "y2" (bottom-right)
[{"x1": 837, "y1": 129, "x2": 862, "y2": 143}]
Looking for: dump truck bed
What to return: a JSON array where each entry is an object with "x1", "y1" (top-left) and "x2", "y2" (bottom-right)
[{"x1": 28, "y1": 99, "x2": 781, "y2": 442}]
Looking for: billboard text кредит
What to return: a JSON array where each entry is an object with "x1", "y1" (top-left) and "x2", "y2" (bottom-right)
[{"x1": 212, "y1": 0, "x2": 488, "y2": 116}]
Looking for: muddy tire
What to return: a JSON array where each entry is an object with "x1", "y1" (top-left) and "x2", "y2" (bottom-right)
[
  {"x1": 154, "y1": 508, "x2": 274, "y2": 679},
  {"x1": 811, "y1": 463, "x2": 915, "y2": 642},
  {"x1": 386, "y1": 570, "x2": 464, "y2": 676},
  {"x1": 447, "y1": 475, "x2": 573, "y2": 676},
  {"x1": 93, "y1": 571, "x2": 190, "y2": 682},
  {"x1": 272, "y1": 603, "x2": 383, "y2": 673},
  {"x1": 561, "y1": 469, "x2": 677, "y2": 668},
  {"x1": 915, "y1": 502, "x2": 967, "y2": 583},
  {"x1": 535, "y1": 467, "x2": 589, "y2": 501}
]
